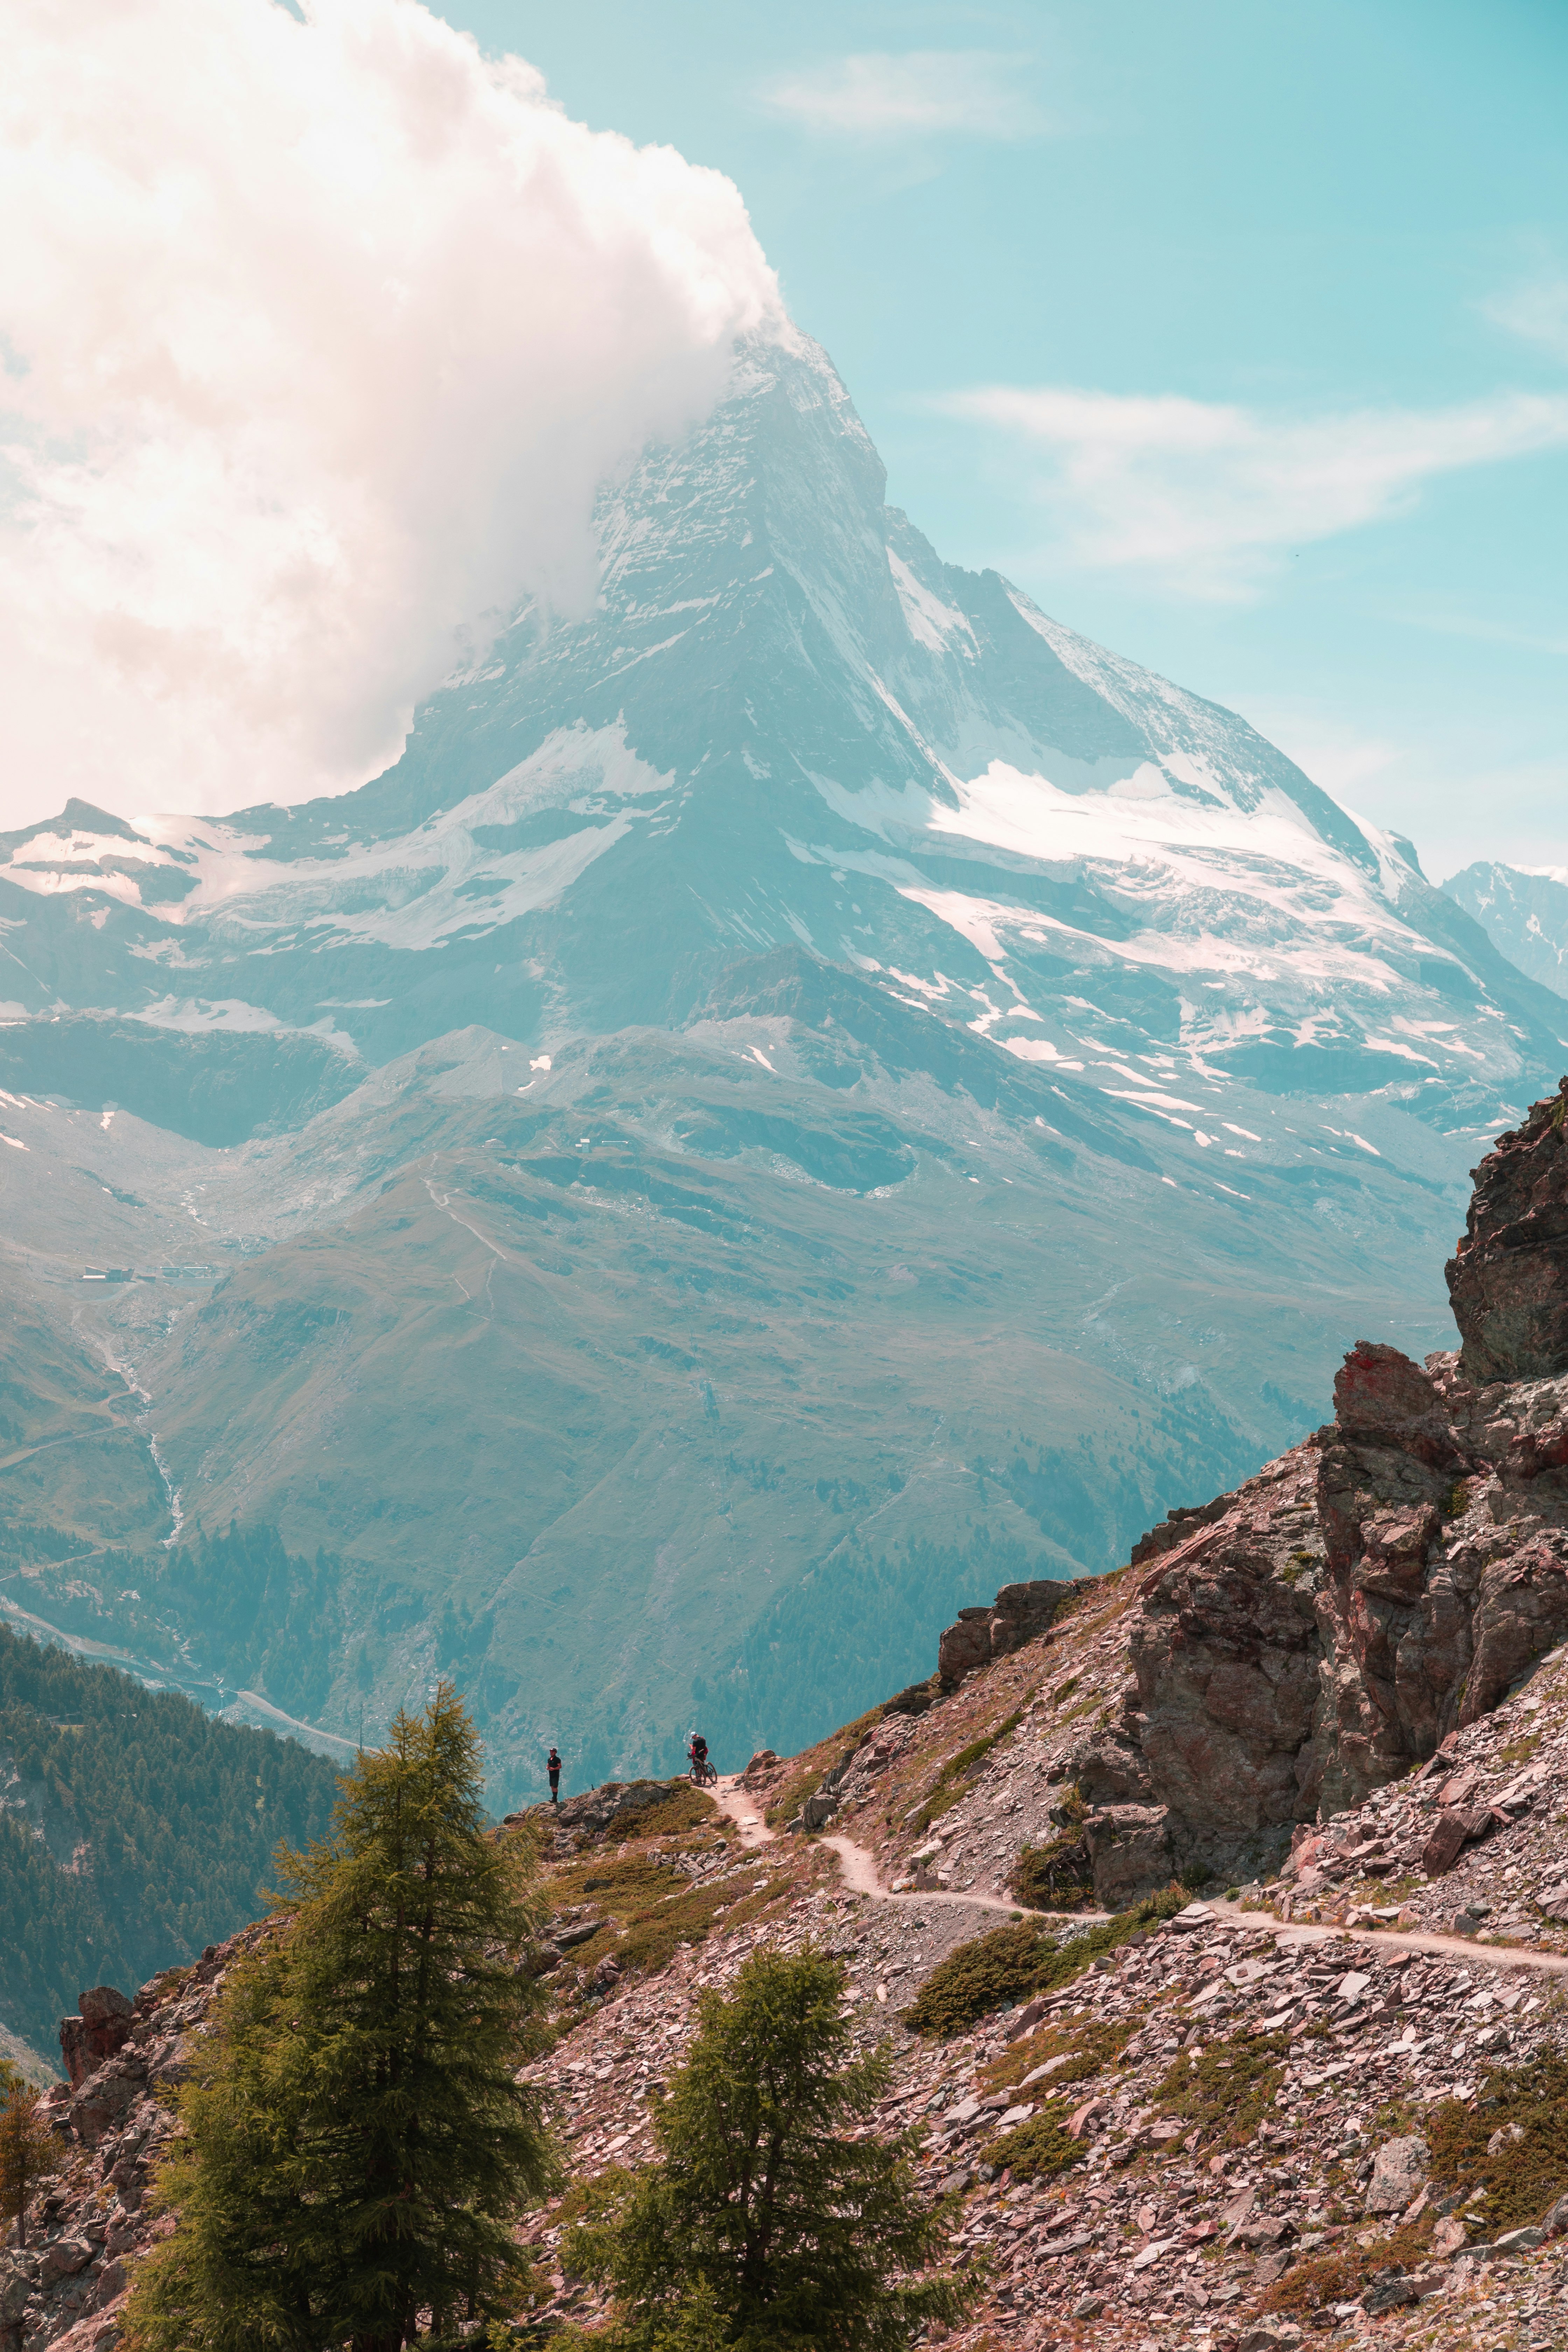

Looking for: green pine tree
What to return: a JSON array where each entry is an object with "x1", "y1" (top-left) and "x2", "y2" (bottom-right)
[
  {"x1": 0, "y1": 2080, "x2": 60, "y2": 2249},
  {"x1": 568, "y1": 1948, "x2": 975, "y2": 2351},
  {"x1": 126, "y1": 1683, "x2": 559, "y2": 2352}
]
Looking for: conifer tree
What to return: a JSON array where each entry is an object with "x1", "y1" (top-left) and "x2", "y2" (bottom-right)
[
  {"x1": 126, "y1": 1683, "x2": 558, "y2": 2352},
  {"x1": 569, "y1": 1947, "x2": 974, "y2": 2351},
  {"x1": 0, "y1": 2080, "x2": 59, "y2": 2249}
]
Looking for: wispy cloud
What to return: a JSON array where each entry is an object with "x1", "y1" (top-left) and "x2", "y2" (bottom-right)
[
  {"x1": 938, "y1": 383, "x2": 1568, "y2": 598},
  {"x1": 762, "y1": 51, "x2": 1048, "y2": 141},
  {"x1": 1485, "y1": 275, "x2": 1568, "y2": 366}
]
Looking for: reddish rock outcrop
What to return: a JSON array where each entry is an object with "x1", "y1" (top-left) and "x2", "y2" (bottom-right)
[
  {"x1": 936, "y1": 1578, "x2": 1094, "y2": 1689},
  {"x1": 1008, "y1": 1081, "x2": 1568, "y2": 1891},
  {"x1": 1448, "y1": 1076, "x2": 1568, "y2": 1383},
  {"x1": 57, "y1": 1989, "x2": 133, "y2": 2092}
]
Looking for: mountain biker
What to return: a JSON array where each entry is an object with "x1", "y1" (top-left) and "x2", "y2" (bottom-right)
[
  {"x1": 547, "y1": 1746, "x2": 562, "y2": 1805},
  {"x1": 687, "y1": 1732, "x2": 710, "y2": 1784}
]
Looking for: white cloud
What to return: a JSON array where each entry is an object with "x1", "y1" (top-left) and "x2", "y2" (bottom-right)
[
  {"x1": 0, "y1": 0, "x2": 779, "y2": 825},
  {"x1": 1485, "y1": 276, "x2": 1568, "y2": 366},
  {"x1": 762, "y1": 51, "x2": 1047, "y2": 141},
  {"x1": 940, "y1": 383, "x2": 1568, "y2": 599}
]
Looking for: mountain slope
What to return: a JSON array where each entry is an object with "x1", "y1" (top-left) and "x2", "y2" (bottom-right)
[
  {"x1": 0, "y1": 1622, "x2": 340, "y2": 2062},
  {"x1": 3, "y1": 328, "x2": 1566, "y2": 1797},
  {"x1": 1446, "y1": 860, "x2": 1568, "y2": 1001}
]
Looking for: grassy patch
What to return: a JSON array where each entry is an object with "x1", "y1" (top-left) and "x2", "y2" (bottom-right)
[
  {"x1": 1497, "y1": 1730, "x2": 1542, "y2": 1768},
  {"x1": 904, "y1": 1889, "x2": 1185, "y2": 2039},
  {"x1": 982, "y1": 2102, "x2": 1082, "y2": 2182},
  {"x1": 1262, "y1": 2218, "x2": 1434, "y2": 2318},
  {"x1": 1426, "y1": 2050, "x2": 1568, "y2": 2233},
  {"x1": 614, "y1": 1784, "x2": 725, "y2": 1842},
  {"x1": 1151, "y1": 2030, "x2": 1288, "y2": 2150},
  {"x1": 544, "y1": 1845, "x2": 789, "y2": 1998},
  {"x1": 908, "y1": 1707, "x2": 1029, "y2": 1834},
  {"x1": 983, "y1": 2016, "x2": 1134, "y2": 2096}
]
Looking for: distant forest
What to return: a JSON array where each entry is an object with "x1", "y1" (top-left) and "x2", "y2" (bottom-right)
[{"x1": 0, "y1": 1625, "x2": 341, "y2": 2065}]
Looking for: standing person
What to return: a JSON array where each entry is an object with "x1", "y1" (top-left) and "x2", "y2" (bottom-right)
[{"x1": 546, "y1": 1746, "x2": 562, "y2": 1805}]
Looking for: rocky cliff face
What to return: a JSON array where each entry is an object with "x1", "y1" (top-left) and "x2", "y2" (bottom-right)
[
  {"x1": 1448, "y1": 1075, "x2": 1568, "y2": 1385},
  {"x1": 905, "y1": 1083, "x2": 1568, "y2": 1902},
  {"x1": 2, "y1": 1943, "x2": 262, "y2": 2352}
]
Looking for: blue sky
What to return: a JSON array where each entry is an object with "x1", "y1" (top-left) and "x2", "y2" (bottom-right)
[{"x1": 437, "y1": 0, "x2": 1567, "y2": 881}]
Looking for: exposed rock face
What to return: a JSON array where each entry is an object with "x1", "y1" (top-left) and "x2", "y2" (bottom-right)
[
  {"x1": 57, "y1": 1989, "x2": 133, "y2": 2092},
  {"x1": 937, "y1": 1579, "x2": 1096, "y2": 1690},
  {"x1": 1, "y1": 1941, "x2": 258, "y2": 2352},
  {"x1": 971, "y1": 1084, "x2": 1568, "y2": 1892},
  {"x1": 552, "y1": 1780, "x2": 671, "y2": 1837},
  {"x1": 1448, "y1": 1079, "x2": 1568, "y2": 1385}
]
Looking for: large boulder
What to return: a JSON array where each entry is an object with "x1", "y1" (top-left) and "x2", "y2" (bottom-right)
[
  {"x1": 1448, "y1": 1079, "x2": 1568, "y2": 1384},
  {"x1": 1364, "y1": 2134, "x2": 1428, "y2": 2215},
  {"x1": 58, "y1": 1987, "x2": 132, "y2": 2090}
]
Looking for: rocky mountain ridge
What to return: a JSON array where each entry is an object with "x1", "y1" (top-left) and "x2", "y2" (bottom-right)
[
  {"x1": 17, "y1": 1092, "x2": 1568, "y2": 2347},
  {"x1": 1446, "y1": 861, "x2": 1568, "y2": 1003}
]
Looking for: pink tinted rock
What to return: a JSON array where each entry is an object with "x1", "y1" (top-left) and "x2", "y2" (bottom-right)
[{"x1": 1447, "y1": 1079, "x2": 1568, "y2": 1383}]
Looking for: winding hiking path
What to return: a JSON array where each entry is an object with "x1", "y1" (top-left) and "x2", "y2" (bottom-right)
[
  {"x1": 710, "y1": 1776, "x2": 1098, "y2": 1921},
  {"x1": 1210, "y1": 1898, "x2": 1568, "y2": 1977},
  {"x1": 714, "y1": 1781, "x2": 1568, "y2": 1980}
]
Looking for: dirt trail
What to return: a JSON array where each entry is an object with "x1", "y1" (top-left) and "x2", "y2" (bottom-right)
[
  {"x1": 713, "y1": 1784, "x2": 1568, "y2": 1978},
  {"x1": 710, "y1": 1777, "x2": 1098, "y2": 1920},
  {"x1": 1210, "y1": 1898, "x2": 1568, "y2": 1977}
]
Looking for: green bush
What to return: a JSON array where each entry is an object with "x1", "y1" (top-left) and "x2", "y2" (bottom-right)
[
  {"x1": 904, "y1": 1888, "x2": 1185, "y2": 2038},
  {"x1": 1427, "y1": 2051, "x2": 1568, "y2": 2233},
  {"x1": 982, "y1": 2102, "x2": 1082, "y2": 2182}
]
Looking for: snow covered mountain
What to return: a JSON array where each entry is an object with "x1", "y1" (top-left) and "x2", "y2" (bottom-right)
[
  {"x1": 1446, "y1": 861, "x2": 1568, "y2": 1001},
  {"x1": 4, "y1": 329, "x2": 1565, "y2": 1799}
]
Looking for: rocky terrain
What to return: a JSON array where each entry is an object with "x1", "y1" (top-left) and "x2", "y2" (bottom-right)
[{"x1": 15, "y1": 1091, "x2": 1568, "y2": 2349}]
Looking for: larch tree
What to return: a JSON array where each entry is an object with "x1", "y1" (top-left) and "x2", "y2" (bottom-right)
[
  {"x1": 568, "y1": 1946, "x2": 975, "y2": 2351},
  {"x1": 0, "y1": 2078, "x2": 59, "y2": 2249},
  {"x1": 125, "y1": 1682, "x2": 559, "y2": 2352}
]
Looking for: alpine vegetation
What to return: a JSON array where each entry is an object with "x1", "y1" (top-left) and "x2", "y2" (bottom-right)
[
  {"x1": 564, "y1": 1946, "x2": 975, "y2": 2350},
  {"x1": 124, "y1": 1687, "x2": 558, "y2": 2352}
]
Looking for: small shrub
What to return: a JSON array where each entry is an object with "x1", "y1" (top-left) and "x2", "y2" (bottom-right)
[
  {"x1": 1426, "y1": 2051, "x2": 1568, "y2": 2232},
  {"x1": 904, "y1": 1888, "x2": 1185, "y2": 2038},
  {"x1": 1152, "y1": 2030, "x2": 1287, "y2": 2149},
  {"x1": 1009, "y1": 1830, "x2": 1093, "y2": 1911},
  {"x1": 982, "y1": 2102, "x2": 1081, "y2": 2182},
  {"x1": 984, "y1": 2017, "x2": 1133, "y2": 2095}
]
